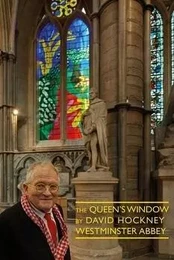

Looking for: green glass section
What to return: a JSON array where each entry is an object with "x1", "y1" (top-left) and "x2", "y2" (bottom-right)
[{"x1": 36, "y1": 22, "x2": 61, "y2": 140}]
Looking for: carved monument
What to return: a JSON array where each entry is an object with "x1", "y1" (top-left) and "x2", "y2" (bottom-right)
[
  {"x1": 81, "y1": 88, "x2": 109, "y2": 172},
  {"x1": 71, "y1": 88, "x2": 122, "y2": 260},
  {"x1": 154, "y1": 88, "x2": 174, "y2": 258}
]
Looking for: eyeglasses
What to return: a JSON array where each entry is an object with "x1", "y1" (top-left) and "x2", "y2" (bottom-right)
[{"x1": 30, "y1": 183, "x2": 59, "y2": 193}]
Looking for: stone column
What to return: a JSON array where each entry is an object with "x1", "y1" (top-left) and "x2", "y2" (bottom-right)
[
  {"x1": 100, "y1": 0, "x2": 118, "y2": 101},
  {"x1": 119, "y1": 1, "x2": 148, "y2": 255},
  {"x1": 99, "y1": 0, "x2": 118, "y2": 178},
  {"x1": 117, "y1": 0, "x2": 127, "y2": 200},
  {"x1": 144, "y1": 2, "x2": 153, "y2": 200},
  {"x1": 125, "y1": 0, "x2": 144, "y2": 202},
  {"x1": 0, "y1": 50, "x2": 16, "y2": 205},
  {"x1": 91, "y1": 0, "x2": 99, "y2": 93},
  {"x1": 0, "y1": 51, "x2": 9, "y2": 203},
  {"x1": 0, "y1": 51, "x2": 4, "y2": 202}
]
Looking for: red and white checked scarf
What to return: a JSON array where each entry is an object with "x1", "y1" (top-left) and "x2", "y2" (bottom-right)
[{"x1": 21, "y1": 194, "x2": 69, "y2": 260}]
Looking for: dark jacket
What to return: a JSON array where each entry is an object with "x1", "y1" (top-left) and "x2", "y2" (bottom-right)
[{"x1": 0, "y1": 202, "x2": 71, "y2": 260}]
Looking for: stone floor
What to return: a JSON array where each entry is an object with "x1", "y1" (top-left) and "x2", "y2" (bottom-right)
[
  {"x1": 128, "y1": 257, "x2": 158, "y2": 260},
  {"x1": 135, "y1": 257, "x2": 158, "y2": 260},
  {"x1": 125, "y1": 254, "x2": 172, "y2": 260}
]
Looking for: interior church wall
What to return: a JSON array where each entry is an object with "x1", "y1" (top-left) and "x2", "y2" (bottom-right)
[
  {"x1": 126, "y1": 0, "x2": 144, "y2": 200},
  {"x1": 100, "y1": 0, "x2": 118, "y2": 177},
  {"x1": 0, "y1": 0, "x2": 174, "y2": 258},
  {"x1": 16, "y1": 0, "x2": 44, "y2": 150}
]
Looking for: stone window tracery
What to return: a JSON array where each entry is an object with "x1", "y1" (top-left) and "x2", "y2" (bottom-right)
[{"x1": 36, "y1": 1, "x2": 90, "y2": 142}]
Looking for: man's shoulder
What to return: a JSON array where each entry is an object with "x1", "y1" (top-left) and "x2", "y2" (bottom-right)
[
  {"x1": 56, "y1": 203, "x2": 63, "y2": 216},
  {"x1": 0, "y1": 202, "x2": 22, "y2": 221}
]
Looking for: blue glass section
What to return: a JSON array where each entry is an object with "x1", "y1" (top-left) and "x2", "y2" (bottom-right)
[
  {"x1": 36, "y1": 23, "x2": 61, "y2": 79},
  {"x1": 150, "y1": 8, "x2": 164, "y2": 128}
]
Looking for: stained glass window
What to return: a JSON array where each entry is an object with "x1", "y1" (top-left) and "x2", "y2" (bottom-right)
[
  {"x1": 66, "y1": 18, "x2": 90, "y2": 139},
  {"x1": 36, "y1": 5, "x2": 90, "y2": 142},
  {"x1": 150, "y1": 8, "x2": 164, "y2": 129},
  {"x1": 36, "y1": 23, "x2": 61, "y2": 140},
  {"x1": 51, "y1": 0, "x2": 77, "y2": 17},
  {"x1": 171, "y1": 12, "x2": 174, "y2": 86}
]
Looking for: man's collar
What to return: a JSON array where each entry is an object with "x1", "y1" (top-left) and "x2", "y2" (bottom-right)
[{"x1": 29, "y1": 202, "x2": 52, "y2": 219}]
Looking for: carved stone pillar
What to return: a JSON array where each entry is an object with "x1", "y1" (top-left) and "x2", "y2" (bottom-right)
[
  {"x1": 0, "y1": 50, "x2": 16, "y2": 204},
  {"x1": 117, "y1": 0, "x2": 127, "y2": 201},
  {"x1": 144, "y1": 2, "x2": 153, "y2": 200},
  {"x1": 99, "y1": 0, "x2": 118, "y2": 179},
  {"x1": 124, "y1": 0, "x2": 145, "y2": 202}
]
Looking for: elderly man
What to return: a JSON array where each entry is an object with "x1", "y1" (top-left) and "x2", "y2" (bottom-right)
[{"x1": 0, "y1": 161, "x2": 71, "y2": 260}]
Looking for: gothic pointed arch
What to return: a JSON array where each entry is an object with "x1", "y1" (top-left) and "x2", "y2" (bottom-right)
[{"x1": 35, "y1": 0, "x2": 91, "y2": 145}]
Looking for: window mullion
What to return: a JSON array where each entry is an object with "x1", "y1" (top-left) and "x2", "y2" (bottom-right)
[{"x1": 61, "y1": 33, "x2": 67, "y2": 142}]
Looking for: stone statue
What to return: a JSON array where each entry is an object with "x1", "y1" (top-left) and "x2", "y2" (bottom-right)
[{"x1": 81, "y1": 88, "x2": 109, "y2": 172}]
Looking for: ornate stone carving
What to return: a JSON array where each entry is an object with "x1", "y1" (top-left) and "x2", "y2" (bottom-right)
[
  {"x1": 52, "y1": 156, "x2": 70, "y2": 196},
  {"x1": 158, "y1": 148, "x2": 174, "y2": 168},
  {"x1": 0, "y1": 50, "x2": 16, "y2": 63},
  {"x1": 157, "y1": 88, "x2": 174, "y2": 168},
  {"x1": 13, "y1": 150, "x2": 87, "y2": 201}
]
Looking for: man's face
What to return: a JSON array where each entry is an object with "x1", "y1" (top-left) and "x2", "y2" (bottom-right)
[
  {"x1": 90, "y1": 90, "x2": 97, "y2": 100},
  {"x1": 23, "y1": 165, "x2": 59, "y2": 212}
]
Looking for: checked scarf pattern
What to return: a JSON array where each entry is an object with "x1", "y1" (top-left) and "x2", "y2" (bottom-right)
[{"x1": 21, "y1": 194, "x2": 69, "y2": 260}]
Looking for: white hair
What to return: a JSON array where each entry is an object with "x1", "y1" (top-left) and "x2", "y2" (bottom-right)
[
  {"x1": 23, "y1": 161, "x2": 60, "y2": 185},
  {"x1": 17, "y1": 180, "x2": 25, "y2": 193}
]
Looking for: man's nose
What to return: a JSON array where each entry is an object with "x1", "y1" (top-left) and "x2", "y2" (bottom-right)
[{"x1": 43, "y1": 186, "x2": 52, "y2": 195}]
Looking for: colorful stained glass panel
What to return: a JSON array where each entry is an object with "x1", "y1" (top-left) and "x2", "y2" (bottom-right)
[
  {"x1": 150, "y1": 8, "x2": 164, "y2": 129},
  {"x1": 36, "y1": 22, "x2": 61, "y2": 140},
  {"x1": 51, "y1": 0, "x2": 77, "y2": 18},
  {"x1": 66, "y1": 18, "x2": 90, "y2": 139}
]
